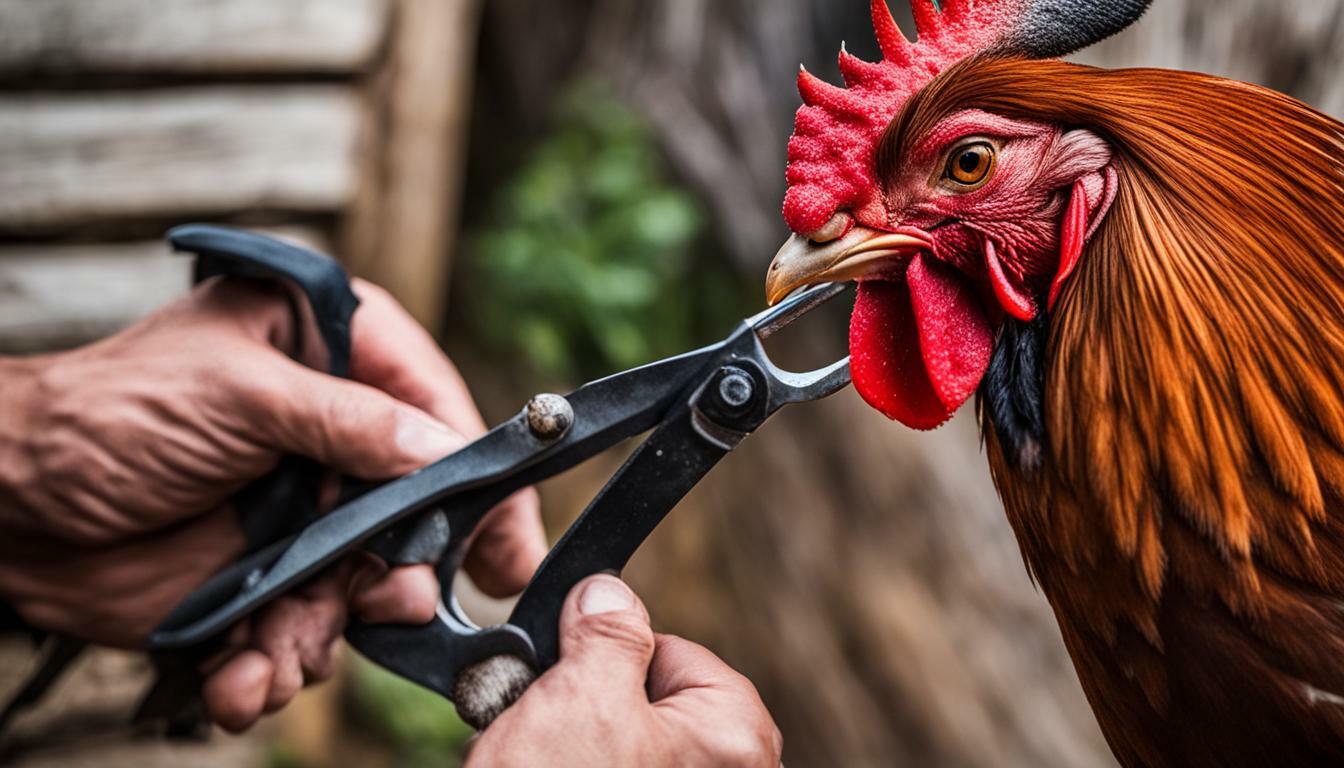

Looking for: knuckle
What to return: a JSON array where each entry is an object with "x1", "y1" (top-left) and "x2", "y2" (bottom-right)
[
  {"x1": 397, "y1": 587, "x2": 439, "y2": 625},
  {"x1": 536, "y1": 664, "x2": 588, "y2": 703},
  {"x1": 203, "y1": 687, "x2": 257, "y2": 734},
  {"x1": 302, "y1": 643, "x2": 341, "y2": 684},
  {"x1": 315, "y1": 390, "x2": 351, "y2": 458},
  {"x1": 409, "y1": 603, "x2": 438, "y2": 624},
  {"x1": 359, "y1": 571, "x2": 438, "y2": 624},
  {"x1": 509, "y1": 486, "x2": 543, "y2": 518},
  {"x1": 196, "y1": 276, "x2": 290, "y2": 333},
  {"x1": 352, "y1": 278, "x2": 394, "y2": 307},
  {"x1": 224, "y1": 357, "x2": 288, "y2": 420},
  {"x1": 768, "y1": 722, "x2": 785, "y2": 761},
  {"x1": 699, "y1": 706, "x2": 782, "y2": 768},
  {"x1": 716, "y1": 725, "x2": 782, "y2": 767},
  {"x1": 571, "y1": 611, "x2": 654, "y2": 658},
  {"x1": 14, "y1": 598, "x2": 66, "y2": 636}
]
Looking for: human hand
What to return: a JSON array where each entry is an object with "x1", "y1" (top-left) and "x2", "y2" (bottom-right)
[
  {"x1": 0, "y1": 275, "x2": 546, "y2": 731},
  {"x1": 467, "y1": 575, "x2": 782, "y2": 768}
]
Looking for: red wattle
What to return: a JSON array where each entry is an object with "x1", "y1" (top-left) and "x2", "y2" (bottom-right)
[
  {"x1": 907, "y1": 255, "x2": 995, "y2": 412},
  {"x1": 851, "y1": 280, "x2": 948, "y2": 429},
  {"x1": 850, "y1": 255, "x2": 994, "y2": 430}
]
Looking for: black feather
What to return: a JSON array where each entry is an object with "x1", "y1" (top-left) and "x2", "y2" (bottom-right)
[{"x1": 979, "y1": 312, "x2": 1050, "y2": 471}]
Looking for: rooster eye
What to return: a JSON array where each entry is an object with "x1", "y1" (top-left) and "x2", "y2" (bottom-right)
[{"x1": 945, "y1": 142, "x2": 996, "y2": 189}]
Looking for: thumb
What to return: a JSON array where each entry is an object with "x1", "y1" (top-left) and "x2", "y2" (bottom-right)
[
  {"x1": 555, "y1": 574, "x2": 656, "y2": 696},
  {"x1": 254, "y1": 358, "x2": 466, "y2": 478}
]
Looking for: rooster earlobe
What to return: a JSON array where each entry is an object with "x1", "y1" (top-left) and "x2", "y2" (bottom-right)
[
  {"x1": 985, "y1": 239, "x2": 1038, "y2": 322},
  {"x1": 1047, "y1": 180, "x2": 1090, "y2": 312}
]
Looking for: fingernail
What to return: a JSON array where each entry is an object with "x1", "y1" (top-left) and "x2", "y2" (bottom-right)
[
  {"x1": 579, "y1": 575, "x2": 635, "y2": 615},
  {"x1": 395, "y1": 411, "x2": 464, "y2": 462}
]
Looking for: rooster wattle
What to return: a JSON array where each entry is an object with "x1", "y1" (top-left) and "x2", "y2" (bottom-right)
[{"x1": 767, "y1": 2, "x2": 1344, "y2": 766}]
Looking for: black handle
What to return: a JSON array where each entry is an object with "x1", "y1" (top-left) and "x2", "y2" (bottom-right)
[
  {"x1": 169, "y1": 225, "x2": 361, "y2": 550},
  {"x1": 172, "y1": 224, "x2": 358, "y2": 377},
  {"x1": 145, "y1": 226, "x2": 500, "y2": 734},
  {"x1": 175, "y1": 229, "x2": 459, "y2": 563},
  {"x1": 511, "y1": 407, "x2": 729, "y2": 669},
  {"x1": 136, "y1": 226, "x2": 363, "y2": 733}
]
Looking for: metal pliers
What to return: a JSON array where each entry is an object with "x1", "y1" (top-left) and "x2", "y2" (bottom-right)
[{"x1": 71, "y1": 226, "x2": 851, "y2": 732}]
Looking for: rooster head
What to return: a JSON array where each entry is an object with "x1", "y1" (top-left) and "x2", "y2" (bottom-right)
[{"x1": 768, "y1": 0, "x2": 1149, "y2": 429}]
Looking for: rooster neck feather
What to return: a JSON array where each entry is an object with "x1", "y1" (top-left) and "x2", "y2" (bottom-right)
[{"x1": 901, "y1": 58, "x2": 1344, "y2": 766}]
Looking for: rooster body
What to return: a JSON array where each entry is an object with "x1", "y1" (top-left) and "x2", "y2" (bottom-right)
[
  {"x1": 972, "y1": 62, "x2": 1344, "y2": 768},
  {"x1": 767, "y1": 3, "x2": 1344, "y2": 766}
]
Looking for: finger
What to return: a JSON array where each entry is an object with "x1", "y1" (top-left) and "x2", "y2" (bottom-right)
[
  {"x1": 203, "y1": 650, "x2": 274, "y2": 733},
  {"x1": 262, "y1": 635, "x2": 304, "y2": 714},
  {"x1": 553, "y1": 574, "x2": 655, "y2": 697},
  {"x1": 290, "y1": 571, "x2": 350, "y2": 687},
  {"x1": 199, "y1": 620, "x2": 252, "y2": 676},
  {"x1": 348, "y1": 279, "x2": 487, "y2": 437},
  {"x1": 249, "y1": 602, "x2": 313, "y2": 713},
  {"x1": 349, "y1": 560, "x2": 440, "y2": 625},
  {"x1": 238, "y1": 558, "x2": 438, "y2": 720},
  {"x1": 247, "y1": 356, "x2": 466, "y2": 479},
  {"x1": 192, "y1": 276, "x2": 297, "y2": 352},
  {"x1": 647, "y1": 634, "x2": 783, "y2": 766},
  {"x1": 646, "y1": 633, "x2": 755, "y2": 702},
  {"x1": 249, "y1": 571, "x2": 348, "y2": 712},
  {"x1": 462, "y1": 488, "x2": 547, "y2": 597}
]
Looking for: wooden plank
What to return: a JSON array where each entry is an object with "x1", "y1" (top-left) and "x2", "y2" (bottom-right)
[
  {"x1": 341, "y1": 0, "x2": 481, "y2": 330},
  {"x1": 0, "y1": 229, "x2": 328, "y2": 352},
  {"x1": 0, "y1": 0, "x2": 390, "y2": 75},
  {"x1": 0, "y1": 87, "x2": 363, "y2": 232},
  {"x1": 0, "y1": 241, "x2": 192, "y2": 351}
]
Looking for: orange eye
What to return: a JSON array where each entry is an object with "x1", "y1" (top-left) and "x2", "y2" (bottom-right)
[{"x1": 945, "y1": 142, "x2": 996, "y2": 189}]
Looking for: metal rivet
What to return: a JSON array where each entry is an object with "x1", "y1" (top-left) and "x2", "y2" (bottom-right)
[
  {"x1": 718, "y1": 370, "x2": 754, "y2": 408},
  {"x1": 527, "y1": 393, "x2": 574, "y2": 440}
]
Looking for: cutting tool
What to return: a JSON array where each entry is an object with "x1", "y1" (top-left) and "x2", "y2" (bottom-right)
[{"x1": 4, "y1": 225, "x2": 853, "y2": 734}]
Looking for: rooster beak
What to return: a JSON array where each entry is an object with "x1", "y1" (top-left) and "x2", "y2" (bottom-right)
[{"x1": 765, "y1": 227, "x2": 931, "y2": 305}]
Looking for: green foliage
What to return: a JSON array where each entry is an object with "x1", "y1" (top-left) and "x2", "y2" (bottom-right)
[
  {"x1": 265, "y1": 744, "x2": 308, "y2": 768},
  {"x1": 466, "y1": 79, "x2": 742, "y2": 382},
  {"x1": 348, "y1": 657, "x2": 473, "y2": 768}
]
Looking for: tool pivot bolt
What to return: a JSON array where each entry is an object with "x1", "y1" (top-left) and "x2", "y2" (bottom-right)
[
  {"x1": 718, "y1": 369, "x2": 754, "y2": 409},
  {"x1": 527, "y1": 393, "x2": 574, "y2": 440}
]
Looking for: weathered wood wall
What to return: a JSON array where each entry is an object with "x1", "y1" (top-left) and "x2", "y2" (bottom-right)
[
  {"x1": 340, "y1": 0, "x2": 483, "y2": 331},
  {"x1": 0, "y1": 0, "x2": 477, "y2": 354},
  {"x1": 0, "y1": 88, "x2": 363, "y2": 231},
  {"x1": 0, "y1": 241, "x2": 192, "y2": 352},
  {"x1": 0, "y1": 0, "x2": 388, "y2": 75}
]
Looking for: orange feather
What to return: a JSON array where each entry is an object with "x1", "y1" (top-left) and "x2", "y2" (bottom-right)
[{"x1": 890, "y1": 57, "x2": 1344, "y2": 767}]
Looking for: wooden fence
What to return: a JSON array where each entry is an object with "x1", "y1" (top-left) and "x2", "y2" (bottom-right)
[{"x1": 0, "y1": 0, "x2": 478, "y2": 352}]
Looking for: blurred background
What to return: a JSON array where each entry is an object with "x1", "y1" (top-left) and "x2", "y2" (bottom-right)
[{"x1": 2, "y1": 1, "x2": 1342, "y2": 766}]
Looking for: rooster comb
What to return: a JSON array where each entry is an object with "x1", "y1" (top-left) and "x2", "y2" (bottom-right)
[{"x1": 783, "y1": 0, "x2": 1151, "y2": 236}]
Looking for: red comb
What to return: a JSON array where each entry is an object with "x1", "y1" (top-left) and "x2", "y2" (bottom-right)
[{"x1": 783, "y1": 0, "x2": 1150, "y2": 236}]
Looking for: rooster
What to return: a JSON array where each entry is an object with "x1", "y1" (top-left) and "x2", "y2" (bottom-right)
[{"x1": 765, "y1": 1, "x2": 1344, "y2": 766}]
